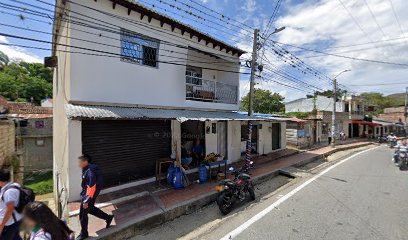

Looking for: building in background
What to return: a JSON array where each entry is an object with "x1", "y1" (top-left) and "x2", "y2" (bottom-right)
[
  {"x1": 285, "y1": 95, "x2": 366, "y2": 141},
  {"x1": 6, "y1": 102, "x2": 53, "y2": 173}
]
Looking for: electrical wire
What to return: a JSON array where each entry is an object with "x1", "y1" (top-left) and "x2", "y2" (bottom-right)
[
  {"x1": 186, "y1": 0, "x2": 254, "y2": 31},
  {"x1": 270, "y1": 40, "x2": 408, "y2": 68},
  {"x1": 0, "y1": 33, "x2": 251, "y2": 74},
  {"x1": 5, "y1": 0, "x2": 246, "y2": 62}
]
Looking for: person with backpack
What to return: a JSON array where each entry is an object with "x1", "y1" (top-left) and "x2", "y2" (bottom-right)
[
  {"x1": 23, "y1": 201, "x2": 74, "y2": 240},
  {"x1": 0, "y1": 169, "x2": 33, "y2": 240},
  {"x1": 76, "y1": 155, "x2": 113, "y2": 240}
]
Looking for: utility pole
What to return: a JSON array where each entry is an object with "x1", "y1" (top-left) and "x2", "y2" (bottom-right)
[
  {"x1": 245, "y1": 29, "x2": 259, "y2": 167},
  {"x1": 248, "y1": 28, "x2": 259, "y2": 117},
  {"x1": 331, "y1": 79, "x2": 337, "y2": 147}
]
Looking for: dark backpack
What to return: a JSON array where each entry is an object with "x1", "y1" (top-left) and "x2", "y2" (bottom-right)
[{"x1": 2, "y1": 184, "x2": 36, "y2": 213}]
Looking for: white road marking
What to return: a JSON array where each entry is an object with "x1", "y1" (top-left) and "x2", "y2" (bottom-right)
[{"x1": 219, "y1": 146, "x2": 379, "y2": 240}]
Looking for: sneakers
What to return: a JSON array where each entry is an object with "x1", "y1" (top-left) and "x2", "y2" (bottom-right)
[{"x1": 106, "y1": 215, "x2": 114, "y2": 228}]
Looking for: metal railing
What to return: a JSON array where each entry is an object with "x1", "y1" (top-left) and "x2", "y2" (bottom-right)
[{"x1": 186, "y1": 75, "x2": 238, "y2": 104}]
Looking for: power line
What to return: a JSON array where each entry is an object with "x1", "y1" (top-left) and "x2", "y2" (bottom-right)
[
  {"x1": 136, "y1": 0, "x2": 253, "y2": 44},
  {"x1": 151, "y1": 0, "x2": 253, "y2": 37},
  {"x1": 388, "y1": 0, "x2": 405, "y2": 37},
  {"x1": 7, "y1": 0, "x2": 246, "y2": 62},
  {"x1": 304, "y1": 41, "x2": 408, "y2": 58},
  {"x1": 363, "y1": 0, "x2": 386, "y2": 38},
  {"x1": 337, "y1": 0, "x2": 377, "y2": 48},
  {"x1": 262, "y1": 0, "x2": 282, "y2": 38},
  {"x1": 0, "y1": 32, "x2": 251, "y2": 75},
  {"x1": 0, "y1": 22, "x2": 248, "y2": 69},
  {"x1": 348, "y1": 82, "x2": 408, "y2": 86},
  {"x1": 186, "y1": 0, "x2": 254, "y2": 31},
  {"x1": 270, "y1": 40, "x2": 408, "y2": 68}
]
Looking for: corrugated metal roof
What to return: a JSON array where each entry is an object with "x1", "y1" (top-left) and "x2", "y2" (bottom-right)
[
  {"x1": 7, "y1": 114, "x2": 52, "y2": 119},
  {"x1": 66, "y1": 104, "x2": 280, "y2": 122}
]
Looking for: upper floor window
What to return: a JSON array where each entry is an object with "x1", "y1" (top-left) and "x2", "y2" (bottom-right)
[{"x1": 121, "y1": 29, "x2": 159, "y2": 68}]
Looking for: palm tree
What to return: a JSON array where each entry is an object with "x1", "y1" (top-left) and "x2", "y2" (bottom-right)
[{"x1": 0, "y1": 51, "x2": 9, "y2": 70}]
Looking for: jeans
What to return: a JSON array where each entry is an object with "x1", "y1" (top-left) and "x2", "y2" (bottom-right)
[
  {"x1": 1, "y1": 221, "x2": 22, "y2": 240},
  {"x1": 79, "y1": 193, "x2": 110, "y2": 237}
]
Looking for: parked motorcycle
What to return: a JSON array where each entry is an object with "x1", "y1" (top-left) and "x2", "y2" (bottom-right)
[
  {"x1": 215, "y1": 162, "x2": 255, "y2": 215},
  {"x1": 377, "y1": 136, "x2": 387, "y2": 143},
  {"x1": 396, "y1": 147, "x2": 408, "y2": 170}
]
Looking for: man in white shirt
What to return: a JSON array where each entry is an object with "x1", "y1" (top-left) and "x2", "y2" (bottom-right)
[{"x1": 0, "y1": 169, "x2": 22, "y2": 240}]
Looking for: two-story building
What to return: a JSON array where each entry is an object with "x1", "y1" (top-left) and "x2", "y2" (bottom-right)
[
  {"x1": 285, "y1": 95, "x2": 366, "y2": 142},
  {"x1": 52, "y1": 0, "x2": 286, "y2": 215}
]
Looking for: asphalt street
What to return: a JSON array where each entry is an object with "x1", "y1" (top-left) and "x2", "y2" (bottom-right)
[
  {"x1": 210, "y1": 145, "x2": 408, "y2": 240},
  {"x1": 133, "y1": 145, "x2": 408, "y2": 240}
]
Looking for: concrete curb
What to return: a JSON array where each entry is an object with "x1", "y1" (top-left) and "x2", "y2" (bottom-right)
[{"x1": 96, "y1": 142, "x2": 374, "y2": 240}]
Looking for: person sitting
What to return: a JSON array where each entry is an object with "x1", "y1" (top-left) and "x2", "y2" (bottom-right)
[
  {"x1": 181, "y1": 144, "x2": 193, "y2": 169},
  {"x1": 192, "y1": 139, "x2": 204, "y2": 165}
]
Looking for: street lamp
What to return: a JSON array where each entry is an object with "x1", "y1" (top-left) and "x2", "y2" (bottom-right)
[
  {"x1": 262, "y1": 26, "x2": 286, "y2": 44},
  {"x1": 332, "y1": 69, "x2": 351, "y2": 147}
]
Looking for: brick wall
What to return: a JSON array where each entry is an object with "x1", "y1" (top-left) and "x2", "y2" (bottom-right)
[{"x1": 0, "y1": 120, "x2": 15, "y2": 166}]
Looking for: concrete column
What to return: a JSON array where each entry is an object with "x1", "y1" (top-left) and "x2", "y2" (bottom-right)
[
  {"x1": 67, "y1": 120, "x2": 82, "y2": 202},
  {"x1": 171, "y1": 120, "x2": 181, "y2": 165}
]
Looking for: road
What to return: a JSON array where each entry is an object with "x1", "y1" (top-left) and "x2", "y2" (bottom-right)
[{"x1": 134, "y1": 145, "x2": 408, "y2": 240}]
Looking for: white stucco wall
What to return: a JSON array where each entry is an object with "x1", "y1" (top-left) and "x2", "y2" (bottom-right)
[
  {"x1": 67, "y1": 120, "x2": 83, "y2": 202},
  {"x1": 227, "y1": 121, "x2": 242, "y2": 163},
  {"x1": 66, "y1": 0, "x2": 240, "y2": 111}
]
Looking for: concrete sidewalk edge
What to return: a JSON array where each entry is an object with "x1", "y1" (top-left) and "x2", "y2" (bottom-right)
[{"x1": 96, "y1": 142, "x2": 374, "y2": 240}]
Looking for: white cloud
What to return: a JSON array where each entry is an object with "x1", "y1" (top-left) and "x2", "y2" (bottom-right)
[
  {"x1": 0, "y1": 37, "x2": 41, "y2": 63},
  {"x1": 266, "y1": 0, "x2": 408, "y2": 97}
]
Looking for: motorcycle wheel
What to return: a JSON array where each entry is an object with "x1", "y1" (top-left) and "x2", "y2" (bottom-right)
[
  {"x1": 218, "y1": 192, "x2": 233, "y2": 215},
  {"x1": 216, "y1": 192, "x2": 223, "y2": 206},
  {"x1": 248, "y1": 187, "x2": 255, "y2": 201}
]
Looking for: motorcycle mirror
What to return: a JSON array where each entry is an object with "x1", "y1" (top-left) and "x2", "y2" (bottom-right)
[{"x1": 229, "y1": 167, "x2": 234, "y2": 171}]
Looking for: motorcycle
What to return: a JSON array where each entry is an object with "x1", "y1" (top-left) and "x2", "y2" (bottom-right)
[
  {"x1": 396, "y1": 147, "x2": 408, "y2": 170},
  {"x1": 377, "y1": 136, "x2": 387, "y2": 143},
  {"x1": 215, "y1": 161, "x2": 255, "y2": 215},
  {"x1": 389, "y1": 138, "x2": 397, "y2": 148}
]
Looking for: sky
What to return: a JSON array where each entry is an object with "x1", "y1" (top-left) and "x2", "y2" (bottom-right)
[{"x1": 0, "y1": 0, "x2": 407, "y2": 102}]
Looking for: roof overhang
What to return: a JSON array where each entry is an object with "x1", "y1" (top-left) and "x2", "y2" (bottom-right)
[
  {"x1": 109, "y1": 0, "x2": 246, "y2": 56},
  {"x1": 66, "y1": 104, "x2": 276, "y2": 122},
  {"x1": 352, "y1": 120, "x2": 381, "y2": 127}
]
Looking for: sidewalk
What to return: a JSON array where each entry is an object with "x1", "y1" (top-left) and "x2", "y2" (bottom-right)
[{"x1": 68, "y1": 141, "x2": 374, "y2": 239}]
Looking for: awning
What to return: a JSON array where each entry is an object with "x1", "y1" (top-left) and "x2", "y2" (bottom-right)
[
  {"x1": 352, "y1": 120, "x2": 381, "y2": 127},
  {"x1": 372, "y1": 120, "x2": 395, "y2": 126},
  {"x1": 65, "y1": 104, "x2": 281, "y2": 122}
]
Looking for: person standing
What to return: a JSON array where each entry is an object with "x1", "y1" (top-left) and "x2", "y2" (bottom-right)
[
  {"x1": 77, "y1": 155, "x2": 113, "y2": 240},
  {"x1": 23, "y1": 201, "x2": 74, "y2": 240},
  {"x1": 0, "y1": 169, "x2": 23, "y2": 240},
  {"x1": 328, "y1": 129, "x2": 332, "y2": 145}
]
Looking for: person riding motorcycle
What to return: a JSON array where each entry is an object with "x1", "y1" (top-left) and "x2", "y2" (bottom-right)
[{"x1": 393, "y1": 139, "x2": 408, "y2": 164}]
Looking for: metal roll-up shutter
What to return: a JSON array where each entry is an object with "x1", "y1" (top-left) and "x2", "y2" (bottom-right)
[{"x1": 82, "y1": 120, "x2": 171, "y2": 188}]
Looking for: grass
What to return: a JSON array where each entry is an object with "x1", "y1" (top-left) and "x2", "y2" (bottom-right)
[{"x1": 24, "y1": 171, "x2": 53, "y2": 195}]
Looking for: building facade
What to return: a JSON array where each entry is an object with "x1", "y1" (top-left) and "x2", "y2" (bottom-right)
[
  {"x1": 52, "y1": 0, "x2": 287, "y2": 216},
  {"x1": 6, "y1": 102, "x2": 53, "y2": 172},
  {"x1": 285, "y1": 95, "x2": 366, "y2": 141}
]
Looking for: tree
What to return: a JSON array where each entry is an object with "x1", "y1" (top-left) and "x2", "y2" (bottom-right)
[
  {"x1": 240, "y1": 89, "x2": 285, "y2": 114},
  {"x1": 0, "y1": 53, "x2": 52, "y2": 103},
  {"x1": 0, "y1": 51, "x2": 9, "y2": 69},
  {"x1": 360, "y1": 92, "x2": 404, "y2": 115}
]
